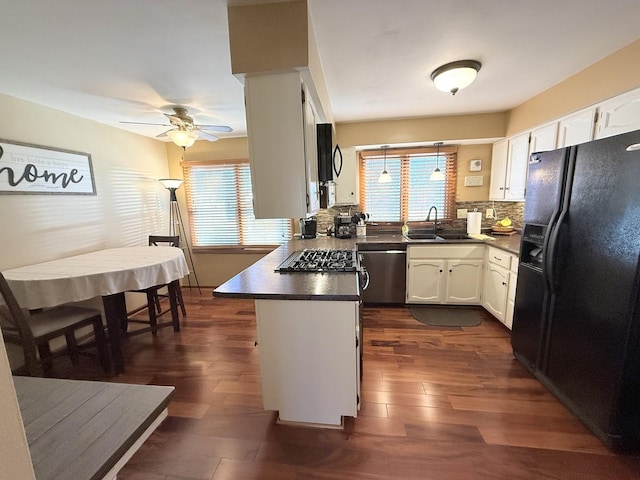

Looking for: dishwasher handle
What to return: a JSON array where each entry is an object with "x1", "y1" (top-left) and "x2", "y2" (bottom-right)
[{"x1": 360, "y1": 267, "x2": 370, "y2": 291}]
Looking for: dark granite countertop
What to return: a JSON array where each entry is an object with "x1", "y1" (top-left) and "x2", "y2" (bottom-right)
[{"x1": 213, "y1": 233, "x2": 521, "y2": 301}]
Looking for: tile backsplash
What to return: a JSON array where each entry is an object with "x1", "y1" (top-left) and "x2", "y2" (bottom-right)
[{"x1": 310, "y1": 201, "x2": 523, "y2": 234}]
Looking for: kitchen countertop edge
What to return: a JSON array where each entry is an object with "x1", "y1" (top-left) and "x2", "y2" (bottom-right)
[{"x1": 213, "y1": 233, "x2": 521, "y2": 300}]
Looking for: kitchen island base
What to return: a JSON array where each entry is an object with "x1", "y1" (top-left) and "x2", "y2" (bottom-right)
[{"x1": 255, "y1": 299, "x2": 360, "y2": 428}]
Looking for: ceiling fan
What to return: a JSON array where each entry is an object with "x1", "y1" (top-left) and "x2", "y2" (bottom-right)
[{"x1": 120, "y1": 107, "x2": 233, "y2": 146}]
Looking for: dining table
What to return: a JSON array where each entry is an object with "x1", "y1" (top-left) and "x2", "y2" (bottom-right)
[{"x1": 2, "y1": 246, "x2": 190, "y2": 374}]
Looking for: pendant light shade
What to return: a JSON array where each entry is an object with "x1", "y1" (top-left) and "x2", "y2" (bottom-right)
[
  {"x1": 167, "y1": 128, "x2": 198, "y2": 148},
  {"x1": 430, "y1": 142, "x2": 445, "y2": 181},
  {"x1": 378, "y1": 145, "x2": 392, "y2": 183},
  {"x1": 431, "y1": 60, "x2": 481, "y2": 95}
]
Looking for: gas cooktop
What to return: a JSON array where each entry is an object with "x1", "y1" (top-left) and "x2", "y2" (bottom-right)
[{"x1": 276, "y1": 248, "x2": 358, "y2": 273}]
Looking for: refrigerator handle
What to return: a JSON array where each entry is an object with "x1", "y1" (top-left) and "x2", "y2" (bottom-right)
[{"x1": 545, "y1": 147, "x2": 576, "y2": 292}]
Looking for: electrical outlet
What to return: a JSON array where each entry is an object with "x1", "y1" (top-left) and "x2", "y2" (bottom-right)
[
  {"x1": 486, "y1": 208, "x2": 495, "y2": 219},
  {"x1": 457, "y1": 208, "x2": 468, "y2": 219}
]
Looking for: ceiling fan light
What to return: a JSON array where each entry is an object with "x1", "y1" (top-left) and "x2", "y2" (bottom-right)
[
  {"x1": 167, "y1": 129, "x2": 197, "y2": 148},
  {"x1": 431, "y1": 60, "x2": 481, "y2": 95}
]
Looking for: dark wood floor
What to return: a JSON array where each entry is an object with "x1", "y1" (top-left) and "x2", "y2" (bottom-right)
[{"x1": 50, "y1": 290, "x2": 640, "y2": 479}]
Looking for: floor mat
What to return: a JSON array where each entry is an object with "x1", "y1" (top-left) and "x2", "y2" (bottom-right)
[{"x1": 409, "y1": 305, "x2": 485, "y2": 327}]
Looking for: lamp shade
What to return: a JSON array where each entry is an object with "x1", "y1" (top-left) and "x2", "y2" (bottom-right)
[
  {"x1": 429, "y1": 168, "x2": 445, "y2": 181},
  {"x1": 431, "y1": 60, "x2": 481, "y2": 95},
  {"x1": 167, "y1": 129, "x2": 198, "y2": 148},
  {"x1": 158, "y1": 178, "x2": 184, "y2": 190}
]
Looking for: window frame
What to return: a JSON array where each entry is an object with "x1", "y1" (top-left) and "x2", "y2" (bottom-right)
[
  {"x1": 181, "y1": 159, "x2": 293, "y2": 253},
  {"x1": 358, "y1": 146, "x2": 457, "y2": 223}
]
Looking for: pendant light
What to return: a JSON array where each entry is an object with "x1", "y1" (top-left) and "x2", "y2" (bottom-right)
[
  {"x1": 378, "y1": 145, "x2": 392, "y2": 183},
  {"x1": 430, "y1": 142, "x2": 445, "y2": 181}
]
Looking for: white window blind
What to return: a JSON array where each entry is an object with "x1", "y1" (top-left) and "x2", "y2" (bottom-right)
[
  {"x1": 359, "y1": 147, "x2": 457, "y2": 222},
  {"x1": 182, "y1": 161, "x2": 292, "y2": 247}
]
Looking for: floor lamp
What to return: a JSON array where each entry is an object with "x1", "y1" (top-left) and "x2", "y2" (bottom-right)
[{"x1": 158, "y1": 178, "x2": 201, "y2": 293}]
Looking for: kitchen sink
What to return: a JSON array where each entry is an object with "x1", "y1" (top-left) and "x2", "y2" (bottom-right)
[
  {"x1": 437, "y1": 233, "x2": 471, "y2": 240},
  {"x1": 404, "y1": 232, "x2": 438, "y2": 240},
  {"x1": 403, "y1": 231, "x2": 475, "y2": 241}
]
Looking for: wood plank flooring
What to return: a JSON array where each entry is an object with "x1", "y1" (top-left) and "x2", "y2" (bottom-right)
[{"x1": 48, "y1": 290, "x2": 640, "y2": 479}]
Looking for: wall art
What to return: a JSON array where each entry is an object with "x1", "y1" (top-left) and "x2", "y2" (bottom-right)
[{"x1": 0, "y1": 139, "x2": 96, "y2": 195}]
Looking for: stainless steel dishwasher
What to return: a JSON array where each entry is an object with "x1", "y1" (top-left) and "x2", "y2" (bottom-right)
[{"x1": 359, "y1": 249, "x2": 406, "y2": 304}]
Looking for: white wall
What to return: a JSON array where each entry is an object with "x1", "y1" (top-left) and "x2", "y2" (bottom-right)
[{"x1": 0, "y1": 92, "x2": 172, "y2": 474}]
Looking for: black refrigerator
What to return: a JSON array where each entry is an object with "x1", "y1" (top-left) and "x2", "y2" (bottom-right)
[{"x1": 511, "y1": 129, "x2": 640, "y2": 450}]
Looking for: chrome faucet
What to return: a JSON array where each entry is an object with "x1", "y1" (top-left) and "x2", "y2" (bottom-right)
[{"x1": 426, "y1": 206, "x2": 438, "y2": 236}]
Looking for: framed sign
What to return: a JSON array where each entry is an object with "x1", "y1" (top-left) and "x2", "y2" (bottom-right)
[{"x1": 0, "y1": 139, "x2": 96, "y2": 195}]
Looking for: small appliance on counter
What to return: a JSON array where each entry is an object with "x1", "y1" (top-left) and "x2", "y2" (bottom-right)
[
  {"x1": 334, "y1": 214, "x2": 352, "y2": 238},
  {"x1": 299, "y1": 217, "x2": 317, "y2": 239}
]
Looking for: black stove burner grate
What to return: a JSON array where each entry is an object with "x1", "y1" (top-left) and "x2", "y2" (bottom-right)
[{"x1": 277, "y1": 249, "x2": 358, "y2": 272}]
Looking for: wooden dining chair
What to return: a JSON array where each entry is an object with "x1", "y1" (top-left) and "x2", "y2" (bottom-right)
[
  {"x1": 0, "y1": 272, "x2": 111, "y2": 377},
  {"x1": 124, "y1": 235, "x2": 186, "y2": 336}
]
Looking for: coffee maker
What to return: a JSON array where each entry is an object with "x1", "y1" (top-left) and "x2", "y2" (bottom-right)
[
  {"x1": 299, "y1": 217, "x2": 317, "y2": 239},
  {"x1": 334, "y1": 214, "x2": 352, "y2": 238}
]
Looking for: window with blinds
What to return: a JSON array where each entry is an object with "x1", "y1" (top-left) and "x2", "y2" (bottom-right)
[
  {"x1": 181, "y1": 161, "x2": 292, "y2": 247},
  {"x1": 359, "y1": 146, "x2": 457, "y2": 222}
]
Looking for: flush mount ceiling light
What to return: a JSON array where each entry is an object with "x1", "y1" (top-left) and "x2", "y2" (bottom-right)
[
  {"x1": 167, "y1": 128, "x2": 198, "y2": 149},
  {"x1": 430, "y1": 142, "x2": 445, "y2": 181},
  {"x1": 378, "y1": 145, "x2": 392, "y2": 183},
  {"x1": 431, "y1": 60, "x2": 482, "y2": 95}
]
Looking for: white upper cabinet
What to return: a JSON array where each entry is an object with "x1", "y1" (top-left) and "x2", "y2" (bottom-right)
[
  {"x1": 245, "y1": 71, "x2": 319, "y2": 219},
  {"x1": 489, "y1": 139, "x2": 508, "y2": 200},
  {"x1": 557, "y1": 106, "x2": 596, "y2": 147},
  {"x1": 490, "y1": 133, "x2": 529, "y2": 201},
  {"x1": 530, "y1": 122, "x2": 558, "y2": 153},
  {"x1": 334, "y1": 146, "x2": 360, "y2": 206},
  {"x1": 595, "y1": 88, "x2": 640, "y2": 139}
]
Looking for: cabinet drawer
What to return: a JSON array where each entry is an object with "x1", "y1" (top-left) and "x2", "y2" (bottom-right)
[
  {"x1": 487, "y1": 247, "x2": 512, "y2": 269},
  {"x1": 408, "y1": 245, "x2": 484, "y2": 260}
]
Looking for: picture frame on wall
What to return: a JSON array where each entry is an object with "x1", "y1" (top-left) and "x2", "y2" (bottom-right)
[
  {"x1": 0, "y1": 139, "x2": 96, "y2": 195},
  {"x1": 469, "y1": 159, "x2": 482, "y2": 172}
]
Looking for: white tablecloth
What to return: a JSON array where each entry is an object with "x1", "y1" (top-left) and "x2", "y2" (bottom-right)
[{"x1": 3, "y1": 247, "x2": 190, "y2": 309}]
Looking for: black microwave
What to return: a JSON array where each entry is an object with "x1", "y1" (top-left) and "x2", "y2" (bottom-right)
[{"x1": 317, "y1": 123, "x2": 342, "y2": 182}]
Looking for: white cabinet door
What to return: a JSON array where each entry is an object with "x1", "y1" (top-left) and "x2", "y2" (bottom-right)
[
  {"x1": 335, "y1": 146, "x2": 360, "y2": 206},
  {"x1": 303, "y1": 86, "x2": 320, "y2": 215},
  {"x1": 557, "y1": 107, "x2": 596, "y2": 147},
  {"x1": 530, "y1": 122, "x2": 558, "y2": 153},
  {"x1": 406, "y1": 259, "x2": 445, "y2": 303},
  {"x1": 245, "y1": 72, "x2": 317, "y2": 219},
  {"x1": 482, "y1": 263, "x2": 509, "y2": 322},
  {"x1": 504, "y1": 132, "x2": 530, "y2": 201},
  {"x1": 595, "y1": 88, "x2": 640, "y2": 139},
  {"x1": 446, "y1": 260, "x2": 484, "y2": 304},
  {"x1": 489, "y1": 139, "x2": 508, "y2": 200},
  {"x1": 490, "y1": 134, "x2": 528, "y2": 202},
  {"x1": 504, "y1": 270, "x2": 518, "y2": 330}
]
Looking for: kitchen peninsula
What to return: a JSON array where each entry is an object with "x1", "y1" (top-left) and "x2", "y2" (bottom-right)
[{"x1": 214, "y1": 233, "x2": 520, "y2": 428}]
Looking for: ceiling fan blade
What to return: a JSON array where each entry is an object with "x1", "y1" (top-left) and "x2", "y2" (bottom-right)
[
  {"x1": 195, "y1": 124, "x2": 233, "y2": 133},
  {"x1": 164, "y1": 113, "x2": 188, "y2": 128},
  {"x1": 119, "y1": 121, "x2": 171, "y2": 126},
  {"x1": 156, "y1": 129, "x2": 173, "y2": 138},
  {"x1": 196, "y1": 130, "x2": 219, "y2": 142}
]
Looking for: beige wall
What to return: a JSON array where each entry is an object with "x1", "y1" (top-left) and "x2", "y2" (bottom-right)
[
  {"x1": 0, "y1": 93, "x2": 170, "y2": 271},
  {"x1": 506, "y1": 38, "x2": 640, "y2": 136},
  {"x1": 228, "y1": 0, "x2": 308, "y2": 75},
  {"x1": 456, "y1": 144, "x2": 493, "y2": 202},
  {"x1": 336, "y1": 112, "x2": 507, "y2": 147}
]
